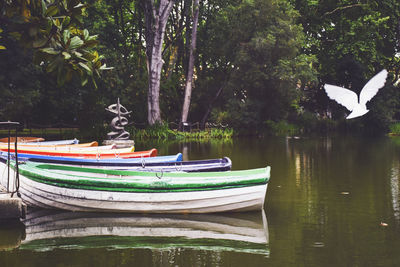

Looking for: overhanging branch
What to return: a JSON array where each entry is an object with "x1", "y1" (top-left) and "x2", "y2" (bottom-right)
[{"x1": 324, "y1": 4, "x2": 365, "y2": 16}]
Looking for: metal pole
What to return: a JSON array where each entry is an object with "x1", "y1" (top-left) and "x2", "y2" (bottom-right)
[
  {"x1": 13, "y1": 126, "x2": 20, "y2": 197},
  {"x1": 0, "y1": 121, "x2": 20, "y2": 195},
  {"x1": 7, "y1": 126, "x2": 10, "y2": 192}
]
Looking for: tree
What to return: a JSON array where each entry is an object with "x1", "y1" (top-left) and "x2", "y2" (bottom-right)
[
  {"x1": 0, "y1": 36, "x2": 86, "y2": 126},
  {"x1": 84, "y1": 0, "x2": 149, "y2": 124},
  {"x1": 0, "y1": 0, "x2": 109, "y2": 87},
  {"x1": 291, "y1": 0, "x2": 400, "y2": 132},
  {"x1": 193, "y1": 0, "x2": 316, "y2": 130},
  {"x1": 142, "y1": 0, "x2": 176, "y2": 125},
  {"x1": 180, "y1": 0, "x2": 200, "y2": 126}
]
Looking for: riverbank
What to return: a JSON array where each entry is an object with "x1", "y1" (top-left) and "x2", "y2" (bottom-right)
[{"x1": 1, "y1": 118, "x2": 398, "y2": 142}]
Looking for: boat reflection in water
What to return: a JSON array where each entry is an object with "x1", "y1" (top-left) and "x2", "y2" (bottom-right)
[{"x1": 19, "y1": 208, "x2": 269, "y2": 256}]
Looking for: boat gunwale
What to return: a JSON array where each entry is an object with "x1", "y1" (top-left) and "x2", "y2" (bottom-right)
[
  {"x1": 14, "y1": 161, "x2": 270, "y2": 193},
  {"x1": 0, "y1": 152, "x2": 182, "y2": 164},
  {"x1": 0, "y1": 148, "x2": 158, "y2": 159}
]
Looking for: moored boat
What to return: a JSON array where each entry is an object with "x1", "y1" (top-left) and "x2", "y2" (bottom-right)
[
  {"x1": 0, "y1": 148, "x2": 156, "y2": 159},
  {"x1": 14, "y1": 141, "x2": 99, "y2": 148},
  {"x1": 30, "y1": 157, "x2": 231, "y2": 172},
  {"x1": 0, "y1": 145, "x2": 133, "y2": 154},
  {"x1": 0, "y1": 137, "x2": 45, "y2": 143},
  {"x1": 23, "y1": 139, "x2": 80, "y2": 146},
  {"x1": 0, "y1": 152, "x2": 182, "y2": 164},
  {"x1": 3, "y1": 152, "x2": 231, "y2": 172},
  {"x1": 9, "y1": 161, "x2": 270, "y2": 213},
  {"x1": 7, "y1": 141, "x2": 98, "y2": 148}
]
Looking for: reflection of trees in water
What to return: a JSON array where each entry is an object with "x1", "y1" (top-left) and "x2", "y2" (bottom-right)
[
  {"x1": 391, "y1": 161, "x2": 400, "y2": 222},
  {"x1": 151, "y1": 249, "x2": 224, "y2": 267},
  {"x1": 279, "y1": 136, "x2": 400, "y2": 264}
]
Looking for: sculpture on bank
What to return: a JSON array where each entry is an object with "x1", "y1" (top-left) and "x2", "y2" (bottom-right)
[{"x1": 105, "y1": 98, "x2": 132, "y2": 140}]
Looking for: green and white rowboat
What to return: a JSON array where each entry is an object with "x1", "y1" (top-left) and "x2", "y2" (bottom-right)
[{"x1": 10, "y1": 161, "x2": 270, "y2": 213}]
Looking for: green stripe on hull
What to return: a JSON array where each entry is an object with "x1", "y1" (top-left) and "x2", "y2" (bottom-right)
[{"x1": 22, "y1": 175, "x2": 266, "y2": 192}]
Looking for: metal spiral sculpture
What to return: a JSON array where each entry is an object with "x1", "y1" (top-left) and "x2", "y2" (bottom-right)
[{"x1": 105, "y1": 98, "x2": 132, "y2": 140}]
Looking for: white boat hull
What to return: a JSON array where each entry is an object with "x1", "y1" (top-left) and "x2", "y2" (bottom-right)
[{"x1": 19, "y1": 175, "x2": 267, "y2": 213}]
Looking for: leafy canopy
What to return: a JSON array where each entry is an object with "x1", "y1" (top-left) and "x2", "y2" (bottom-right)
[{"x1": 0, "y1": 0, "x2": 111, "y2": 87}]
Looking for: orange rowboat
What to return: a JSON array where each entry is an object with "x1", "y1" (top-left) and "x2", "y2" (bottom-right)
[
  {"x1": 0, "y1": 144, "x2": 130, "y2": 153},
  {"x1": 0, "y1": 148, "x2": 157, "y2": 159}
]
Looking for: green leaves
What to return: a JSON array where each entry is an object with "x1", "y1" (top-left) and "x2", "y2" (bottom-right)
[
  {"x1": 197, "y1": 0, "x2": 315, "y2": 126},
  {"x1": 69, "y1": 36, "x2": 84, "y2": 49},
  {"x1": 1, "y1": 0, "x2": 109, "y2": 87},
  {"x1": 78, "y1": 62, "x2": 92, "y2": 75},
  {"x1": 44, "y1": 5, "x2": 59, "y2": 17},
  {"x1": 62, "y1": 51, "x2": 71, "y2": 59},
  {"x1": 40, "y1": 47, "x2": 60, "y2": 55}
]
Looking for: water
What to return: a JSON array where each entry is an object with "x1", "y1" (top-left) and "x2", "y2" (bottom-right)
[{"x1": 2, "y1": 135, "x2": 400, "y2": 266}]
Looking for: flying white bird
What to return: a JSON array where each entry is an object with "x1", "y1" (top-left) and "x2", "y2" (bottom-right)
[{"x1": 324, "y1": 69, "x2": 388, "y2": 119}]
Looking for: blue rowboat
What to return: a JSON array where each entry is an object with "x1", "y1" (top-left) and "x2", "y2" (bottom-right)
[
  {"x1": 0, "y1": 151, "x2": 231, "y2": 172},
  {"x1": 27, "y1": 156, "x2": 231, "y2": 172},
  {"x1": 0, "y1": 152, "x2": 183, "y2": 164}
]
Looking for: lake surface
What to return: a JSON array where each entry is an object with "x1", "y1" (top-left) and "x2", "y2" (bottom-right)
[{"x1": 2, "y1": 135, "x2": 400, "y2": 266}]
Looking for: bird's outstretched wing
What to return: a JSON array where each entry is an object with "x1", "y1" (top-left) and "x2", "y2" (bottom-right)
[
  {"x1": 359, "y1": 69, "x2": 388, "y2": 105},
  {"x1": 324, "y1": 84, "x2": 358, "y2": 111}
]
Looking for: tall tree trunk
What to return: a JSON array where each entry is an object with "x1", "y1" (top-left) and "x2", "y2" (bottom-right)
[
  {"x1": 180, "y1": 0, "x2": 199, "y2": 124},
  {"x1": 143, "y1": 0, "x2": 175, "y2": 125}
]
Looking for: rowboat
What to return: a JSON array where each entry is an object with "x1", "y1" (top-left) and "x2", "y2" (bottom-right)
[
  {"x1": 0, "y1": 137, "x2": 44, "y2": 143},
  {"x1": 0, "y1": 144, "x2": 115, "y2": 152},
  {"x1": 0, "y1": 145, "x2": 133, "y2": 154},
  {"x1": 8, "y1": 161, "x2": 270, "y2": 213},
  {"x1": 23, "y1": 139, "x2": 80, "y2": 145},
  {"x1": 18, "y1": 209, "x2": 269, "y2": 255},
  {"x1": 0, "y1": 148, "x2": 156, "y2": 159},
  {"x1": 0, "y1": 152, "x2": 182, "y2": 164},
  {"x1": 24, "y1": 156, "x2": 232, "y2": 172},
  {"x1": 2, "y1": 151, "x2": 231, "y2": 172},
  {"x1": 14, "y1": 141, "x2": 99, "y2": 148},
  {"x1": 7, "y1": 141, "x2": 99, "y2": 148}
]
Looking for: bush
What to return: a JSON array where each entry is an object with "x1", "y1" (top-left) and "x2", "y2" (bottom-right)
[
  {"x1": 264, "y1": 120, "x2": 300, "y2": 136},
  {"x1": 128, "y1": 122, "x2": 234, "y2": 140},
  {"x1": 389, "y1": 123, "x2": 400, "y2": 136}
]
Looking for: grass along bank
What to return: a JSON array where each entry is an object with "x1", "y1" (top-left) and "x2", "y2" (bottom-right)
[
  {"x1": 129, "y1": 124, "x2": 234, "y2": 140},
  {"x1": 389, "y1": 122, "x2": 400, "y2": 136}
]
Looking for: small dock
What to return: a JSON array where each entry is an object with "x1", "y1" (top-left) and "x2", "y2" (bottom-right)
[{"x1": 0, "y1": 190, "x2": 26, "y2": 220}]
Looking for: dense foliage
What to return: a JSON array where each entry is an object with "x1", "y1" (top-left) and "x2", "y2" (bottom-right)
[{"x1": 1, "y1": 0, "x2": 400, "y2": 135}]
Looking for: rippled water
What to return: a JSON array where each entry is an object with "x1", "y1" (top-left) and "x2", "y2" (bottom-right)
[{"x1": 2, "y1": 135, "x2": 400, "y2": 266}]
